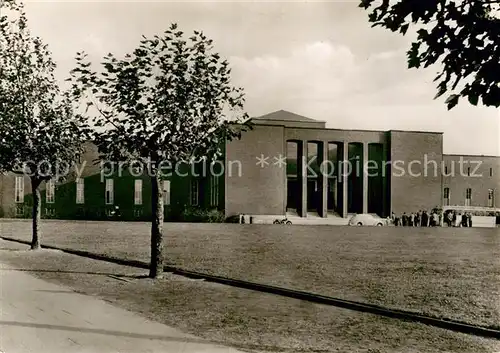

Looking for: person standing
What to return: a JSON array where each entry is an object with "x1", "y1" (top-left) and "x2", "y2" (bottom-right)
[
  {"x1": 447, "y1": 211, "x2": 453, "y2": 227},
  {"x1": 415, "y1": 211, "x2": 421, "y2": 227},
  {"x1": 461, "y1": 213, "x2": 468, "y2": 227},
  {"x1": 409, "y1": 212, "x2": 414, "y2": 227},
  {"x1": 433, "y1": 212, "x2": 439, "y2": 227},
  {"x1": 402, "y1": 212, "x2": 408, "y2": 227}
]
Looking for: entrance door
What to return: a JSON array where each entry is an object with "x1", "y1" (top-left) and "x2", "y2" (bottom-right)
[
  {"x1": 286, "y1": 178, "x2": 299, "y2": 212},
  {"x1": 327, "y1": 177, "x2": 337, "y2": 212},
  {"x1": 307, "y1": 179, "x2": 319, "y2": 212}
]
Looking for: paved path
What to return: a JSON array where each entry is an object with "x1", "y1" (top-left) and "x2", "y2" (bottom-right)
[{"x1": 0, "y1": 260, "x2": 244, "y2": 353}]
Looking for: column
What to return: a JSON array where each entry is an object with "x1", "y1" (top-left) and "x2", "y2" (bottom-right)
[
  {"x1": 300, "y1": 141, "x2": 307, "y2": 217},
  {"x1": 320, "y1": 142, "x2": 328, "y2": 218},
  {"x1": 382, "y1": 142, "x2": 390, "y2": 217},
  {"x1": 342, "y1": 141, "x2": 348, "y2": 218},
  {"x1": 362, "y1": 142, "x2": 369, "y2": 214}
]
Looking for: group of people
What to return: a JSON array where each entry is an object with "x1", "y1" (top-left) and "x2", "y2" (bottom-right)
[
  {"x1": 391, "y1": 210, "x2": 441, "y2": 227},
  {"x1": 390, "y1": 209, "x2": 474, "y2": 227},
  {"x1": 443, "y1": 210, "x2": 473, "y2": 227}
]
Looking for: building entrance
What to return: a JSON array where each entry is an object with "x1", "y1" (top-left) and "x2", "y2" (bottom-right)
[
  {"x1": 286, "y1": 178, "x2": 299, "y2": 212},
  {"x1": 327, "y1": 177, "x2": 337, "y2": 213},
  {"x1": 307, "y1": 179, "x2": 320, "y2": 212}
]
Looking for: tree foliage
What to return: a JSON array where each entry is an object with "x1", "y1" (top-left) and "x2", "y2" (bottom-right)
[
  {"x1": 0, "y1": 0, "x2": 85, "y2": 178},
  {"x1": 359, "y1": 0, "x2": 500, "y2": 109},
  {"x1": 68, "y1": 23, "x2": 250, "y2": 278},
  {"x1": 69, "y1": 23, "x2": 249, "y2": 165},
  {"x1": 0, "y1": 0, "x2": 85, "y2": 249}
]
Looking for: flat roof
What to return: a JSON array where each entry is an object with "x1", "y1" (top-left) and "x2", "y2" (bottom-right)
[
  {"x1": 388, "y1": 129, "x2": 444, "y2": 135},
  {"x1": 254, "y1": 123, "x2": 386, "y2": 134},
  {"x1": 254, "y1": 123, "x2": 444, "y2": 135},
  {"x1": 251, "y1": 110, "x2": 444, "y2": 134},
  {"x1": 444, "y1": 154, "x2": 500, "y2": 158}
]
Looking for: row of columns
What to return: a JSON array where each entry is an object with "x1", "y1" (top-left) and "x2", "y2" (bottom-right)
[{"x1": 294, "y1": 141, "x2": 386, "y2": 218}]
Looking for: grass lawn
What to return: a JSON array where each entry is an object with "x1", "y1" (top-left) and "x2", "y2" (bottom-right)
[
  {"x1": 1, "y1": 220, "x2": 499, "y2": 330},
  {"x1": 1, "y1": 240, "x2": 499, "y2": 353}
]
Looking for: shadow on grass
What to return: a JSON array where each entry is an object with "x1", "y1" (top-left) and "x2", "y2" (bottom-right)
[
  {"x1": 2, "y1": 235, "x2": 500, "y2": 340},
  {"x1": 0, "y1": 236, "x2": 151, "y2": 269},
  {"x1": 0, "y1": 320, "x2": 210, "y2": 344},
  {"x1": 1, "y1": 268, "x2": 149, "y2": 279}
]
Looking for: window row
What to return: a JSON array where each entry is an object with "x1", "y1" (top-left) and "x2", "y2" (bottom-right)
[
  {"x1": 13, "y1": 176, "x2": 219, "y2": 207},
  {"x1": 15, "y1": 178, "x2": 55, "y2": 203},
  {"x1": 443, "y1": 187, "x2": 495, "y2": 207},
  {"x1": 444, "y1": 166, "x2": 494, "y2": 177}
]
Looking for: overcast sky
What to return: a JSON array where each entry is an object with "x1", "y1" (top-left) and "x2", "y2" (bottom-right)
[{"x1": 21, "y1": 0, "x2": 500, "y2": 156}]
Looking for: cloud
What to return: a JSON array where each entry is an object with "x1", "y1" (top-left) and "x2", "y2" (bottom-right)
[
  {"x1": 20, "y1": 0, "x2": 497, "y2": 156},
  {"x1": 82, "y1": 33, "x2": 106, "y2": 54},
  {"x1": 231, "y1": 41, "x2": 356, "y2": 109},
  {"x1": 230, "y1": 41, "x2": 426, "y2": 116},
  {"x1": 230, "y1": 41, "x2": 499, "y2": 156}
]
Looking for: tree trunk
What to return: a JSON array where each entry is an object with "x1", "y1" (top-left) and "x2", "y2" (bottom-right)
[
  {"x1": 149, "y1": 175, "x2": 165, "y2": 278},
  {"x1": 31, "y1": 177, "x2": 42, "y2": 250}
]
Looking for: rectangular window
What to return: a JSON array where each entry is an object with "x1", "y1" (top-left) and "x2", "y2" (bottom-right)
[
  {"x1": 286, "y1": 141, "x2": 300, "y2": 212},
  {"x1": 14, "y1": 176, "x2": 24, "y2": 203},
  {"x1": 15, "y1": 205, "x2": 24, "y2": 216},
  {"x1": 488, "y1": 189, "x2": 494, "y2": 207},
  {"x1": 286, "y1": 141, "x2": 298, "y2": 177},
  {"x1": 465, "y1": 188, "x2": 472, "y2": 206},
  {"x1": 490, "y1": 168, "x2": 493, "y2": 177},
  {"x1": 190, "y1": 179, "x2": 199, "y2": 206},
  {"x1": 76, "y1": 178, "x2": 84, "y2": 204},
  {"x1": 105, "y1": 179, "x2": 114, "y2": 205},
  {"x1": 467, "y1": 167, "x2": 471, "y2": 176},
  {"x1": 445, "y1": 166, "x2": 448, "y2": 174},
  {"x1": 46, "y1": 180, "x2": 55, "y2": 204},
  {"x1": 443, "y1": 187, "x2": 450, "y2": 206},
  {"x1": 307, "y1": 142, "x2": 320, "y2": 177},
  {"x1": 134, "y1": 179, "x2": 143, "y2": 205},
  {"x1": 163, "y1": 180, "x2": 171, "y2": 206},
  {"x1": 210, "y1": 175, "x2": 219, "y2": 207}
]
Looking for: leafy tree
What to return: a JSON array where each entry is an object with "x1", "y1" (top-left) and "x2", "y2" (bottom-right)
[
  {"x1": 0, "y1": 0, "x2": 85, "y2": 249},
  {"x1": 359, "y1": 0, "x2": 500, "y2": 109},
  {"x1": 68, "y1": 23, "x2": 249, "y2": 279}
]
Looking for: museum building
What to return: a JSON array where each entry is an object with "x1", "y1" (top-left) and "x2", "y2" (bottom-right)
[{"x1": 0, "y1": 110, "x2": 498, "y2": 221}]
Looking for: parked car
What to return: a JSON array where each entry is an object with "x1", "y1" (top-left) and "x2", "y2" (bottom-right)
[{"x1": 348, "y1": 213, "x2": 387, "y2": 226}]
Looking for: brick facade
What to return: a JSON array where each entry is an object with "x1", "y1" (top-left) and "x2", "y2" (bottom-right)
[
  {"x1": 0, "y1": 110, "x2": 498, "y2": 220},
  {"x1": 225, "y1": 124, "x2": 286, "y2": 215},
  {"x1": 442, "y1": 155, "x2": 500, "y2": 208},
  {"x1": 388, "y1": 131, "x2": 443, "y2": 215}
]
